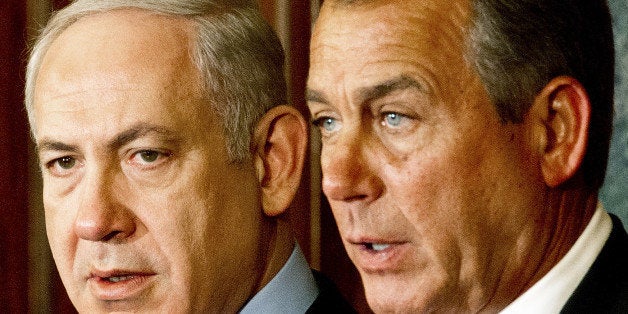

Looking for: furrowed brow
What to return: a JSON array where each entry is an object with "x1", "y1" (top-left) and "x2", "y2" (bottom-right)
[
  {"x1": 306, "y1": 75, "x2": 427, "y2": 108},
  {"x1": 36, "y1": 123, "x2": 181, "y2": 156},
  {"x1": 107, "y1": 123, "x2": 180, "y2": 150},
  {"x1": 305, "y1": 88, "x2": 329, "y2": 104},
  {"x1": 37, "y1": 141, "x2": 80, "y2": 155},
  {"x1": 355, "y1": 75, "x2": 426, "y2": 104}
]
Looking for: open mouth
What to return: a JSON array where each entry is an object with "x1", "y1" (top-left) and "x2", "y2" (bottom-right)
[
  {"x1": 87, "y1": 270, "x2": 157, "y2": 301},
  {"x1": 88, "y1": 270, "x2": 156, "y2": 286},
  {"x1": 350, "y1": 241, "x2": 411, "y2": 272},
  {"x1": 101, "y1": 275, "x2": 136, "y2": 283},
  {"x1": 365, "y1": 243, "x2": 391, "y2": 252}
]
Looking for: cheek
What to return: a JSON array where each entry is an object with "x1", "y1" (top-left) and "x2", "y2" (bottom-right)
[
  {"x1": 392, "y1": 129, "x2": 538, "y2": 237},
  {"x1": 329, "y1": 205, "x2": 354, "y2": 238},
  {"x1": 136, "y1": 170, "x2": 262, "y2": 304},
  {"x1": 137, "y1": 184, "x2": 213, "y2": 250},
  {"x1": 381, "y1": 141, "x2": 506, "y2": 238},
  {"x1": 133, "y1": 193, "x2": 213, "y2": 307},
  {"x1": 382, "y1": 155, "x2": 454, "y2": 215},
  {"x1": 43, "y1": 199, "x2": 87, "y2": 305},
  {"x1": 44, "y1": 194, "x2": 78, "y2": 263}
]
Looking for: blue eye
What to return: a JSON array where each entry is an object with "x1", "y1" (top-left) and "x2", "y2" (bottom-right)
[
  {"x1": 322, "y1": 118, "x2": 337, "y2": 132},
  {"x1": 313, "y1": 117, "x2": 340, "y2": 133},
  {"x1": 384, "y1": 112, "x2": 404, "y2": 127}
]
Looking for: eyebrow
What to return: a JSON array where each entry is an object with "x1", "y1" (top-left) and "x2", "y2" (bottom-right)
[
  {"x1": 37, "y1": 141, "x2": 79, "y2": 154},
  {"x1": 107, "y1": 123, "x2": 179, "y2": 150},
  {"x1": 306, "y1": 74, "x2": 427, "y2": 105},
  {"x1": 37, "y1": 123, "x2": 181, "y2": 155},
  {"x1": 356, "y1": 75, "x2": 426, "y2": 104},
  {"x1": 305, "y1": 89, "x2": 328, "y2": 104}
]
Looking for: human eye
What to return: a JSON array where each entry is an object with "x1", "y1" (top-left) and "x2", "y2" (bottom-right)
[
  {"x1": 128, "y1": 149, "x2": 171, "y2": 170},
  {"x1": 381, "y1": 112, "x2": 410, "y2": 128},
  {"x1": 382, "y1": 112, "x2": 406, "y2": 127},
  {"x1": 312, "y1": 116, "x2": 342, "y2": 136},
  {"x1": 44, "y1": 156, "x2": 81, "y2": 177},
  {"x1": 313, "y1": 116, "x2": 339, "y2": 132}
]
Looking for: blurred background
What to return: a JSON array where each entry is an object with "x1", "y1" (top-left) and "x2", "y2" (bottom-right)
[{"x1": 0, "y1": 0, "x2": 625, "y2": 312}]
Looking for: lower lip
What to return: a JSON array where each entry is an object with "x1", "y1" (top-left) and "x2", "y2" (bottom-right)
[
  {"x1": 88, "y1": 274, "x2": 156, "y2": 301},
  {"x1": 350, "y1": 242, "x2": 411, "y2": 273}
]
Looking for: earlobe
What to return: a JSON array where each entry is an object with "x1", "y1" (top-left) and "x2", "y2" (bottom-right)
[
  {"x1": 252, "y1": 105, "x2": 308, "y2": 217},
  {"x1": 535, "y1": 76, "x2": 590, "y2": 187}
]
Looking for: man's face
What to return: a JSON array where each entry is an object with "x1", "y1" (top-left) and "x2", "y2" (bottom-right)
[
  {"x1": 33, "y1": 10, "x2": 270, "y2": 312},
  {"x1": 308, "y1": 0, "x2": 546, "y2": 311}
]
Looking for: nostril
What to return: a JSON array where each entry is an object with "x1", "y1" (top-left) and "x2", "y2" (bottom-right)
[
  {"x1": 321, "y1": 142, "x2": 384, "y2": 204},
  {"x1": 101, "y1": 230, "x2": 126, "y2": 242},
  {"x1": 344, "y1": 194, "x2": 369, "y2": 202},
  {"x1": 322, "y1": 173, "x2": 383, "y2": 204},
  {"x1": 74, "y1": 203, "x2": 136, "y2": 242}
]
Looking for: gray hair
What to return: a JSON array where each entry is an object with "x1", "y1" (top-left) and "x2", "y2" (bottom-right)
[
  {"x1": 322, "y1": 0, "x2": 615, "y2": 191},
  {"x1": 25, "y1": 0, "x2": 287, "y2": 162},
  {"x1": 468, "y1": 0, "x2": 614, "y2": 190}
]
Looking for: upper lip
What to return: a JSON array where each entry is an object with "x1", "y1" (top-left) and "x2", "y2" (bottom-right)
[
  {"x1": 87, "y1": 268, "x2": 156, "y2": 280},
  {"x1": 345, "y1": 235, "x2": 412, "y2": 273},
  {"x1": 351, "y1": 239, "x2": 407, "y2": 245},
  {"x1": 345, "y1": 233, "x2": 409, "y2": 246},
  {"x1": 85, "y1": 267, "x2": 158, "y2": 302}
]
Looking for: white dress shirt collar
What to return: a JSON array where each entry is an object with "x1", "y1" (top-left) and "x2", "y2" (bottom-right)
[{"x1": 500, "y1": 203, "x2": 612, "y2": 313}]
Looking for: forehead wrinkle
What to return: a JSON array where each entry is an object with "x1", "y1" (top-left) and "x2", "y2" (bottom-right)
[
  {"x1": 354, "y1": 74, "x2": 429, "y2": 105},
  {"x1": 37, "y1": 122, "x2": 183, "y2": 159},
  {"x1": 41, "y1": 85, "x2": 144, "y2": 103},
  {"x1": 37, "y1": 140, "x2": 80, "y2": 155},
  {"x1": 33, "y1": 9, "x2": 205, "y2": 141},
  {"x1": 107, "y1": 122, "x2": 182, "y2": 151},
  {"x1": 36, "y1": 9, "x2": 200, "y2": 97},
  {"x1": 312, "y1": 0, "x2": 470, "y2": 99}
]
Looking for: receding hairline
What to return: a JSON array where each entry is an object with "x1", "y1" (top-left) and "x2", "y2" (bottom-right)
[
  {"x1": 29, "y1": 6, "x2": 205, "y2": 133},
  {"x1": 43, "y1": 8, "x2": 198, "y2": 64},
  {"x1": 37, "y1": 9, "x2": 203, "y2": 94},
  {"x1": 27, "y1": 0, "x2": 288, "y2": 162}
]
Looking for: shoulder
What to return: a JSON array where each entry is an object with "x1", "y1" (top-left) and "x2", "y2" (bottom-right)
[{"x1": 562, "y1": 214, "x2": 628, "y2": 313}]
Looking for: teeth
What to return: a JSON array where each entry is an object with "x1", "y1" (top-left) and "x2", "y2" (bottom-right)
[
  {"x1": 107, "y1": 276, "x2": 133, "y2": 282},
  {"x1": 371, "y1": 244, "x2": 390, "y2": 251}
]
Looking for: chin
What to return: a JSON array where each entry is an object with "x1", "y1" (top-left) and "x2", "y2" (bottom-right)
[
  {"x1": 367, "y1": 296, "x2": 420, "y2": 314},
  {"x1": 362, "y1": 278, "x2": 422, "y2": 313},
  {"x1": 361, "y1": 270, "x2": 451, "y2": 313}
]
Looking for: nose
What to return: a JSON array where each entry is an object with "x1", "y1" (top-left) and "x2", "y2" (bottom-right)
[
  {"x1": 321, "y1": 131, "x2": 383, "y2": 204},
  {"x1": 74, "y1": 168, "x2": 136, "y2": 242}
]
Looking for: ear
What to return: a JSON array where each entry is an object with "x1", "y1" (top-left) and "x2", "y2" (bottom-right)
[
  {"x1": 531, "y1": 76, "x2": 590, "y2": 187},
  {"x1": 252, "y1": 105, "x2": 308, "y2": 217}
]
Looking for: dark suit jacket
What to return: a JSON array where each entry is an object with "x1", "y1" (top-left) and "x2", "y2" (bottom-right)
[
  {"x1": 561, "y1": 214, "x2": 628, "y2": 313},
  {"x1": 307, "y1": 270, "x2": 357, "y2": 313}
]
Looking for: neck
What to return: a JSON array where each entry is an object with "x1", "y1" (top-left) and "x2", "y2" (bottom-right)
[
  {"x1": 255, "y1": 218, "x2": 295, "y2": 294},
  {"x1": 482, "y1": 187, "x2": 598, "y2": 312},
  {"x1": 522, "y1": 188, "x2": 597, "y2": 289}
]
